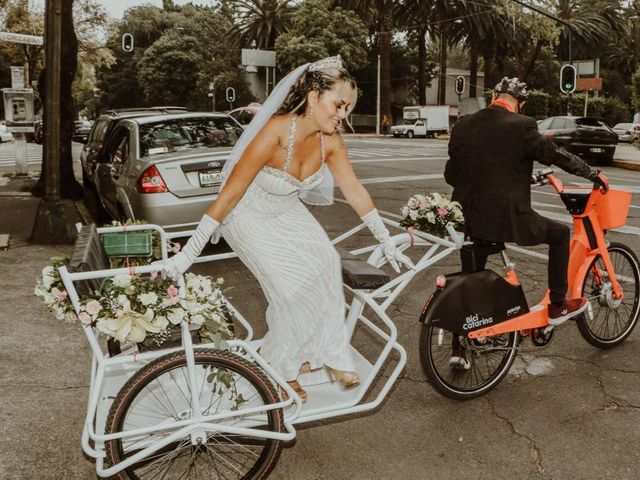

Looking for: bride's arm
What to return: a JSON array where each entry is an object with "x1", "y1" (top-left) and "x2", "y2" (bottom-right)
[
  {"x1": 326, "y1": 134, "x2": 374, "y2": 216},
  {"x1": 205, "y1": 123, "x2": 279, "y2": 222}
]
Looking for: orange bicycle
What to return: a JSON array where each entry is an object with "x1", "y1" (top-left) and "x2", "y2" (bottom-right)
[{"x1": 419, "y1": 168, "x2": 640, "y2": 399}]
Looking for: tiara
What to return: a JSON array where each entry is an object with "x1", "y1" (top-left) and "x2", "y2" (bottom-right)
[{"x1": 308, "y1": 55, "x2": 343, "y2": 72}]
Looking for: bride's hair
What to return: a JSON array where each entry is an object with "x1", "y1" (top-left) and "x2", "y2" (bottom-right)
[{"x1": 277, "y1": 65, "x2": 358, "y2": 118}]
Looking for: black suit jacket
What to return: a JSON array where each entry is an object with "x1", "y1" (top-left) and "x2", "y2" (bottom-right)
[{"x1": 445, "y1": 105, "x2": 591, "y2": 245}]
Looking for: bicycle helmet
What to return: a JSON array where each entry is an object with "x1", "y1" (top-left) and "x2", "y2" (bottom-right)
[{"x1": 494, "y1": 77, "x2": 529, "y2": 101}]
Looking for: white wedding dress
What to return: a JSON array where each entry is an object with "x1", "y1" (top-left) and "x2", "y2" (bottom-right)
[{"x1": 221, "y1": 116, "x2": 355, "y2": 381}]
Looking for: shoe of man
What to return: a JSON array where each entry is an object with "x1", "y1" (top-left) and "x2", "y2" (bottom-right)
[
  {"x1": 548, "y1": 298, "x2": 588, "y2": 326},
  {"x1": 449, "y1": 348, "x2": 471, "y2": 370}
]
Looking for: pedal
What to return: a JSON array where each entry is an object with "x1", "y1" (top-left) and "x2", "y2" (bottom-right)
[{"x1": 533, "y1": 327, "x2": 554, "y2": 346}]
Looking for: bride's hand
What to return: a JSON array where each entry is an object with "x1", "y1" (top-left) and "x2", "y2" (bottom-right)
[{"x1": 381, "y1": 240, "x2": 415, "y2": 273}]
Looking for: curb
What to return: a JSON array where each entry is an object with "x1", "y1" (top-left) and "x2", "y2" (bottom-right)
[{"x1": 612, "y1": 160, "x2": 640, "y2": 171}]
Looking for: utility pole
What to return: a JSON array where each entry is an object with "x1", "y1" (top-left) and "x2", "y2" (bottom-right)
[
  {"x1": 31, "y1": 0, "x2": 81, "y2": 244},
  {"x1": 376, "y1": 54, "x2": 380, "y2": 136}
]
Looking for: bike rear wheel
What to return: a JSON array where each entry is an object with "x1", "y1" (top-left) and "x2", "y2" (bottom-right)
[
  {"x1": 577, "y1": 242, "x2": 640, "y2": 349},
  {"x1": 419, "y1": 325, "x2": 518, "y2": 400},
  {"x1": 105, "y1": 349, "x2": 284, "y2": 480}
]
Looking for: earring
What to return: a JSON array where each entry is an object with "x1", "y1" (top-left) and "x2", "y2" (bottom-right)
[{"x1": 309, "y1": 105, "x2": 314, "y2": 120}]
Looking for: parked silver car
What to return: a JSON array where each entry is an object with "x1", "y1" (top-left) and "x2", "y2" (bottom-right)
[
  {"x1": 87, "y1": 112, "x2": 243, "y2": 229},
  {"x1": 612, "y1": 123, "x2": 640, "y2": 144}
]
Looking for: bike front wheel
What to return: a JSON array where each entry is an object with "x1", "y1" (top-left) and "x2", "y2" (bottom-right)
[
  {"x1": 419, "y1": 324, "x2": 519, "y2": 400},
  {"x1": 105, "y1": 349, "x2": 284, "y2": 480},
  {"x1": 577, "y1": 242, "x2": 640, "y2": 349}
]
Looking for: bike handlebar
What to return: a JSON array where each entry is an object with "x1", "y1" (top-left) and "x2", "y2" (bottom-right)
[{"x1": 531, "y1": 167, "x2": 554, "y2": 186}]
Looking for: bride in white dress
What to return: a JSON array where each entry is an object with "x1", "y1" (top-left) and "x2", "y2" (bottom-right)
[{"x1": 160, "y1": 56, "x2": 413, "y2": 401}]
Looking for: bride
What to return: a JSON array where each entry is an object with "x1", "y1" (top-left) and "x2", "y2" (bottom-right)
[{"x1": 160, "y1": 55, "x2": 413, "y2": 402}]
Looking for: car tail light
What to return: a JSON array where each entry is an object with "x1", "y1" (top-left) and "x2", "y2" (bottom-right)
[{"x1": 138, "y1": 165, "x2": 168, "y2": 193}]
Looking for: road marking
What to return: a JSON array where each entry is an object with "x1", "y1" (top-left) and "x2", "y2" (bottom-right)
[
  {"x1": 533, "y1": 188, "x2": 640, "y2": 210},
  {"x1": 351, "y1": 156, "x2": 447, "y2": 164},
  {"x1": 534, "y1": 207, "x2": 640, "y2": 235},
  {"x1": 359, "y1": 173, "x2": 444, "y2": 184}
]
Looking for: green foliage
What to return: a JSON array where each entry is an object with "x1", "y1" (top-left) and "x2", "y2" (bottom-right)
[
  {"x1": 632, "y1": 67, "x2": 640, "y2": 114},
  {"x1": 275, "y1": 0, "x2": 368, "y2": 73},
  {"x1": 563, "y1": 93, "x2": 629, "y2": 125},
  {"x1": 522, "y1": 89, "x2": 550, "y2": 120}
]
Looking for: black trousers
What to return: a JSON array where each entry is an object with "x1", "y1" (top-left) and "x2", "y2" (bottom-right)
[{"x1": 461, "y1": 218, "x2": 570, "y2": 305}]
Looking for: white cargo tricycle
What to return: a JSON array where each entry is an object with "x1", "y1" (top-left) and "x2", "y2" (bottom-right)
[{"x1": 58, "y1": 218, "x2": 462, "y2": 479}]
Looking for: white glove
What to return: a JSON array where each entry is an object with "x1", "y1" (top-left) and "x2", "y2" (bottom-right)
[
  {"x1": 360, "y1": 209, "x2": 414, "y2": 273},
  {"x1": 154, "y1": 214, "x2": 220, "y2": 280}
]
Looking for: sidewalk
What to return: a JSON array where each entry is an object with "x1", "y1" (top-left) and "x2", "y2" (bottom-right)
[{"x1": 613, "y1": 143, "x2": 640, "y2": 171}]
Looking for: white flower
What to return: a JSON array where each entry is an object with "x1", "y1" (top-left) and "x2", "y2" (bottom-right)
[
  {"x1": 97, "y1": 307, "x2": 158, "y2": 343},
  {"x1": 190, "y1": 314, "x2": 205, "y2": 325},
  {"x1": 112, "y1": 274, "x2": 132, "y2": 288},
  {"x1": 139, "y1": 292, "x2": 158, "y2": 306},
  {"x1": 426, "y1": 212, "x2": 436, "y2": 223},
  {"x1": 42, "y1": 266, "x2": 55, "y2": 277},
  {"x1": 186, "y1": 275, "x2": 202, "y2": 291},
  {"x1": 78, "y1": 311, "x2": 92, "y2": 325},
  {"x1": 117, "y1": 295, "x2": 130, "y2": 307},
  {"x1": 168, "y1": 307, "x2": 186, "y2": 325},
  {"x1": 200, "y1": 278, "x2": 213, "y2": 296},
  {"x1": 409, "y1": 210, "x2": 418, "y2": 221},
  {"x1": 154, "y1": 315, "x2": 169, "y2": 330},
  {"x1": 85, "y1": 300, "x2": 102, "y2": 316},
  {"x1": 42, "y1": 274, "x2": 56, "y2": 290},
  {"x1": 401, "y1": 206, "x2": 410, "y2": 218},
  {"x1": 407, "y1": 196, "x2": 419, "y2": 209},
  {"x1": 64, "y1": 311, "x2": 78, "y2": 323}
]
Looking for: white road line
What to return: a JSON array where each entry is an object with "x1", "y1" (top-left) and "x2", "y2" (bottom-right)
[
  {"x1": 532, "y1": 188, "x2": 640, "y2": 210},
  {"x1": 359, "y1": 173, "x2": 444, "y2": 184},
  {"x1": 351, "y1": 156, "x2": 446, "y2": 164},
  {"x1": 534, "y1": 208, "x2": 640, "y2": 235},
  {"x1": 571, "y1": 181, "x2": 640, "y2": 194}
]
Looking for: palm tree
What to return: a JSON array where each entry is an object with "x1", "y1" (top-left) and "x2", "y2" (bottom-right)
[
  {"x1": 230, "y1": 0, "x2": 295, "y2": 49},
  {"x1": 333, "y1": 0, "x2": 397, "y2": 122}
]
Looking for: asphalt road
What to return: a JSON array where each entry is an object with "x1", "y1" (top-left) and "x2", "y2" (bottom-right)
[{"x1": 2, "y1": 137, "x2": 640, "y2": 479}]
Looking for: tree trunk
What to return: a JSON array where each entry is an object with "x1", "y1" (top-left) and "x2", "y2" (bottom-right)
[
  {"x1": 438, "y1": 29, "x2": 448, "y2": 106},
  {"x1": 521, "y1": 39, "x2": 544, "y2": 83},
  {"x1": 482, "y1": 50, "x2": 493, "y2": 94},
  {"x1": 32, "y1": 0, "x2": 83, "y2": 200},
  {"x1": 379, "y1": 3, "x2": 393, "y2": 122},
  {"x1": 469, "y1": 42, "x2": 478, "y2": 97},
  {"x1": 418, "y1": 26, "x2": 427, "y2": 105}
]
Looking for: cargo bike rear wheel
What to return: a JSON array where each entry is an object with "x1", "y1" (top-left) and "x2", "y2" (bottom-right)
[{"x1": 105, "y1": 349, "x2": 284, "y2": 479}]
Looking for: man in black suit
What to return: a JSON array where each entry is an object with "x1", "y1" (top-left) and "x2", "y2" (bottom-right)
[{"x1": 445, "y1": 77, "x2": 608, "y2": 367}]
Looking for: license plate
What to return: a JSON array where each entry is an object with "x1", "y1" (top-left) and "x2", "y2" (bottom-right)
[
  {"x1": 198, "y1": 170, "x2": 221, "y2": 187},
  {"x1": 590, "y1": 147, "x2": 604, "y2": 153}
]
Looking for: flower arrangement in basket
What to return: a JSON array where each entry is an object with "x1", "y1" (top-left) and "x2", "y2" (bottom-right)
[
  {"x1": 35, "y1": 260, "x2": 233, "y2": 350},
  {"x1": 399, "y1": 193, "x2": 464, "y2": 238}
]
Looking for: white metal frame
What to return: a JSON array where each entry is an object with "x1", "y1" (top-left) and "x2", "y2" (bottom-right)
[{"x1": 59, "y1": 219, "x2": 462, "y2": 477}]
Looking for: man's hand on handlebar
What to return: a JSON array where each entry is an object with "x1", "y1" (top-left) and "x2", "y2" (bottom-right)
[{"x1": 589, "y1": 170, "x2": 609, "y2": 192}]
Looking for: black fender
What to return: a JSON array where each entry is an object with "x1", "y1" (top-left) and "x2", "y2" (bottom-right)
[{"x1": 419, "y1": 269, "x2": 529, "y2": 335}]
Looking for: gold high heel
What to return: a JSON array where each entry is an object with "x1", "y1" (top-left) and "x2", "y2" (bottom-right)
[
  {"x1": 324, "y1": 366, "x2": 360, "y2": 389},
  {"x1": 280, "y1": 380, "x2": 308, "y2": 403}
]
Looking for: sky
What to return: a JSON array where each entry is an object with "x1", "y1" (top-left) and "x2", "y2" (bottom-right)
[{"x1": 30, "y1": 1, "x2": 213, "y2": 20}]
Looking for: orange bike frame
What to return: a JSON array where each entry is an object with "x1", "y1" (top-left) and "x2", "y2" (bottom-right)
[{"x1": 468, "y1": 174, "x2": 625, "y2": 339}]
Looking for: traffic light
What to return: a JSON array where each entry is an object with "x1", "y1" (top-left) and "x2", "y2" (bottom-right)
[
  {"x1": 225, "y1": 87, "x2": 236, "y2": 103},
  {"x1": 455, "y1": 75, "x2": 465, "y2": 95},
  {"x1": 122, "y1": 33, "x2": 134, "y2": 53},
  {"x1": 560, "y1": 64, "x2": 577, "y2": 94}
]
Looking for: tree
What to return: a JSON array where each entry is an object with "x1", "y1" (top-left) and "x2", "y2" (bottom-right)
[
  {"x1": 632, "y1": 66, "x2": 640, "y2": 114},
  {"x1": 32, "y1": 0, "x2": 83, "y2": 200},
  {"x1": 274, "y1": 0, "x2": 368, "y2": 73},
  {"x1": 230, "y1": 0, "x2": 295, "y2": 49}
]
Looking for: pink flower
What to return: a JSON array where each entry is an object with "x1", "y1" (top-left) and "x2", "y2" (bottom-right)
[
  {"x1": 437, "y1": 207, "x2": 448, "y2": 217},
  {"x1": 167, "y1": 285, "x2": 178, "y2": 298},
  {"x1": 85, "y1": 300, "x2": 102, "y2": 316},
  {"x1": 51, "y1": 287, "x2": 68, "y2": 301},
  {"x1": 150, "y1": 270, "x2": 158, "y2": 279},
  {"x1": 78, "y1": 312, "x2": 92, "y2": 325}
]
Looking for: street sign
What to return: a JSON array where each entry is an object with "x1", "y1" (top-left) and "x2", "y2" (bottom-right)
[
  {"x1": 10, "y1": 67, "x2": 25, "y2": 89},
  {"x1": 0, "y1": 31, "x2": 43, "y2": 46},
  {"x1": 226, "y1": 87, "x2": 236, "y2": 103},
  {"x1": 241, "y1": 49, "x2": 276, "y2": 67},
  {"x1": 7, "y1": 125, "x2": 34, "y2": 133},
  {"x1": 576, "y1": 77, "x2": 603, "y2": 91},
  {"x1": 560, "y1": 64, "x2": 577, "y2": 94}
]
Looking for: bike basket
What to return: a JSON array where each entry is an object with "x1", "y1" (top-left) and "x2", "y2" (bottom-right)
[
  {"x1": 101, "y1": 232, "x2": 153, "y2": 257},
  {"x1": 594, "y1": 189, "x2": 631, "y2": 230}
]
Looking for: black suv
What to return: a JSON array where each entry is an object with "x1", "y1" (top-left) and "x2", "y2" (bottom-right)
[
  {"x1": 80, "y1": 106, "x2": 187, "y2": 220},
  {"x1": 537, "y1": 116, "x2": 618, "y2": 165}
]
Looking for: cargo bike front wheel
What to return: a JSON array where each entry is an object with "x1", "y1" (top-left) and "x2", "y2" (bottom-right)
[{"x1": 105, "y1": 349, "x2": 284, "y2": 480}]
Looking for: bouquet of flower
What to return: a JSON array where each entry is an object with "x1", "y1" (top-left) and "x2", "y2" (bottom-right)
[
  {"x1": 34, "y1": 257, "x2": 79, "y2": 323},
  {"x1": 399, "y1": 193, "x2": 464, "y2": 238},
  {"x1": 35, "y1": 259, "x2": 232, "y2": 348}
]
